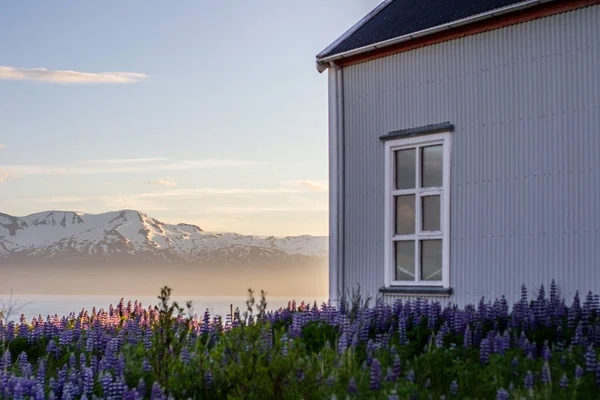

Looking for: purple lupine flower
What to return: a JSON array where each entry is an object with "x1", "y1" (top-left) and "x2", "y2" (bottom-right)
[
  {"x1": 100, "y1": 372, "x2": 112, "y2": 396},
  {"x1": 385, "y1": 367, "x2": 395, "y2": 382},
  {"x1": 326, "y1": 374, "x2": 335, "y2": 387},
  {"x1": 559, "y1": 373, "x2": 568, "y2": 389},
  {"x1": 48, "y1": 377, "x2": 58, "y2": 395},
  {"x1": 585, "y1": 346, "x2": 596, "y2": 373},
  {"x1": 91, "y1": 355, "x2": 99, "y2": 375},
  {"x1": 550, "y1": 279, "x2": 558, "y2": 303},
  {"x1": 436, "y1": 322, "x2": 448, "y2": 348},
  {"x1": 85, "y1": 331, "x2": 95, "y2": 353},
  {"x1": 388, "y1": 390, "x2": 399, "y2": 400},
  {"x1": 398, "y1": 315, "x2": 407, "y2": 345},
  {"x1": 83, "y1": 367, "x2": 93, "y2": 398},
  {"x1": 34, "y1": 385, "x2": 45, "y2": 400},
  {"x1": 480, "y1": 338, "x2": 490, "y2": 365},
  {"x1": 534, "y1": 285, "x2": 547, "y2": 324},
  {"x1": 36, "y1": 359, "x2": 46, "y2": 388},
  {"x1": 280, "y1": 335, "x2": 289, "y2": 357},
  {"x1": 63, "y1": 382, "x2": 76, "y2": 400},
  {"x1": 449, "y1": 380, "x2": 458, "y2": 396},
  {"x1": 473, "y1": 322, "x2": 482, "y2": 347},
  {"x1": 573, "y1": 322, "x2": 585, "y2": 345},
  {"x1": 568, "y1": 304, "x2": 578, "y2": 329},
  {"x1": 180, "y1": 346, "x2": 190, "y2": 364},
  {"x1": 542, "y1": 341, "x2": 552, "y2": 361},
  {"x1": 338, "y1": 332, "x2": 348, "y2": 354},
  {"x1": 493, "y1": 332, "x2": 504, "y2": 356},
  {"x1": 204, "y1": 371, "x2": 213, "y2": 388},
  {"x1": 108, "y1": 379, "x2": 125, "y2": 399},
  {"x1": 447, "y1": 306, "x2": 457, "y2": 333},
  {"x1": 463, "y1": 325, "x2": 472, "y2": 348},
  {"x1": 13, "y1": 382, "x2": 24, "y2": 400},
  {"x1": 541, "y1": 362, "x2": 551, "y2": 384},
  {"x1": 530, "y1": 341, "x2": 538, "y2": 359},
  {"x1": 370, "y1": 358, "x2": 382, "y2": 390},
  {"x1": 200, "y1": 310, "x2": 211, "y2": 334},
  {"x1": 115, "y1": 354, "x2": 125, "y2": 377},
  {"x1": 427, "y1": 304, "x2": 438, "y2": 331},
  {"x1": 392, "y1": 354, "x2": 402, "y2": 379},
  {"x1": 496, "y1": 388, "x2": 509, "y2": 400},
  {"x1": 524, "y1": 370, "x2": 534, "y2": 389},
  {"x1": 291, "y1": 313, "x2": 302, "y2": 338},
  {"x1": 347, "y1": 377, "x2": 357, "y2": 394},
  {"x1": 424, "y1": 378, "x2": 431, "y2": 389},
  {"x1": 17, "y1": 352, "x2": 30, "y2": 377},
  {"x1": 406, "y1": 368, "x2": 415, "y2": 383},
  {"x1": 576, "y1": 365, "x2": 585, "y2": 380},
  {"x1": 556, "y1": 325, "x2": 564, "y2": 343},
  {"x1": 142, "y1": 359, "x2": 152, "y2": 373},
  {"x1": 592, "y1": 326, "x2": 600, "y2": 348},
  {"x1": 137, "y1": 378, "x2": 146, "y2": 397},
  {"x1": 57, "y1": 364, "x2": 68, "y2": 392},
  {"x1": 150, "y1": 382, "x2": 165, "y2": 400}
]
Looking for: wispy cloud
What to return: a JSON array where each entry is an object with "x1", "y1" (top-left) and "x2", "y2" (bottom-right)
[
  {"x1": 0, "y1": 194, "x2": 168, "y2": 213},
  {"x1": 0, "y1": 66, "x2": 148, "y2": 84},
  {"x1": 2, "y1": 181, "x2": 326, "y2": 204},
  {"x1": 0, "y1": 159, "x2": 258, "y2": 177},
  {"x1": 195, "y1": 205, "x2": 328, "y2": 215},
  {"x1": 136, "y1": 187, "x2": 312, "y2": 199},
  {"x1": 281, "y1": 180, "x2": 329, "y2": 192},
  {"x1": 147, "y1": 179, "x2": 176, "y2": 187},
  {"x1": 0, "y1": 144, "x2": 6, "y2": 150},
  {"x1": 78, "y1": 157, "x2": 167, "y2": 164}
]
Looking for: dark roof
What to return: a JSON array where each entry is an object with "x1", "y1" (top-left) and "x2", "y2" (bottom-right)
[{"x1": 318, "y1": 0, "x2": 530, "y2": 59}]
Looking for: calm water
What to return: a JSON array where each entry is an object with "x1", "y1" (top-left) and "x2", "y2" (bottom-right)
[{"x1": 0, "y1": 294, "x2": 328, "y2": 321}]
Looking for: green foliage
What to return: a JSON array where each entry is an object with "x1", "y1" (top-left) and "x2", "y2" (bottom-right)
[
  {"x1": 301, "y1": 321, "x2": 339, "y2": 354},
  {"x1": 148, "y1": 286, "x2": 193, "y2": 397}
]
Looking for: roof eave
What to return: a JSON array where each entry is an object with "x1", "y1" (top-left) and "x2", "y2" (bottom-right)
[
  {"x1": 316, "y1": 0, "x2": 554, "y2": 72},
  {"x1": 316, "y1": 0, "x2": 394, "y2": 60}
]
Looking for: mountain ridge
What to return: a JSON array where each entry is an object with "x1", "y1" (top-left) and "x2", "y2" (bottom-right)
[{"x1": 0, "y1": 210, "x2": 328, "y2": 265}]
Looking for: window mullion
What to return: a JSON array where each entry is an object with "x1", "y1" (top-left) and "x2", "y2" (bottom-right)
[
  {"x1": 414, "y1": 147, "x2": 421, "y2": 282},
  {"x1": 414, "y1": 239, "x2": 420, "y2": 282}
]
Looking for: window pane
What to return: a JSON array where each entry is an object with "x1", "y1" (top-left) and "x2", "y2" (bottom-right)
[
  {"x1": 422, "y1": 195, "x2": 441, "y2": 231},
  {"x1": 395, "y1": 148, "x2": 416, "y2": 189},
  {"x1": 395, "y1": 241, "x2": 415, "y2": 281},
  {"x1": 395, "y1": 195, "x2": 415, "y2": 235},
  {"x1": 421, "y1": 145, "x2": 443, "y2": 187},
  {"x1": 421, "y1": 240, "x2": 442, "y2": 281}
]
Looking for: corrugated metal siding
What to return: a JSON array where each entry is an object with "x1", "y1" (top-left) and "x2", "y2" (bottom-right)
[{"x1": 340, "y1": 5, "x2": 600, "y2": 307}]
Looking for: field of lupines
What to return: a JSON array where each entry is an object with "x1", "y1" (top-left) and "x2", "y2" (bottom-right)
[{"x1": 1, "y1": 282, "x2": 600, "y2": 399}]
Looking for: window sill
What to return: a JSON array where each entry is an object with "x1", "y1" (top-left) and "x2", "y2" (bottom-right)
[{"x1": 379, "y1": 286, "x2": 453, "y2": 296}]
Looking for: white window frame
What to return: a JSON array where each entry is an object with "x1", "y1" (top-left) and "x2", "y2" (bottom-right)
[{"x1": 383, "y1": 131, "x2": 451, "y2": 288}]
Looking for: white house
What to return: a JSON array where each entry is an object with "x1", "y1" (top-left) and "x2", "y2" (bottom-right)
[{"x1": 316, "y1": 0, "x2": 600, "y2": 306}]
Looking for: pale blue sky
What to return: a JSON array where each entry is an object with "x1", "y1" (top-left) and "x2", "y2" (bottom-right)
[{"x1": 0, "y1": 1, "x2": 380, "y2": 236}]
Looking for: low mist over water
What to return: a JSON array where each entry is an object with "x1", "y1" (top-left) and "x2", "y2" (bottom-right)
[{"x1": 0, "y1": 261, "x2": 328, "y2": 297}]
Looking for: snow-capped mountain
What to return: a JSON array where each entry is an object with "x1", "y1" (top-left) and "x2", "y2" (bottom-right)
[{"x1": 0, "y1": 210, "x2": 328, "y2": 265}]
